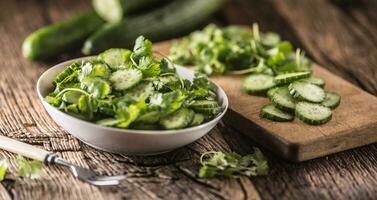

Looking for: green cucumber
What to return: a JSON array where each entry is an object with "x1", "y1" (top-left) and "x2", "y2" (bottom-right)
[
  {"x1": 270, "y1": 87, "x2": 296, "y2": 113},
  {"x1": 190, "y1": 113, "x2": 205, "y2": 126},
  {"x1": 322, "y1": 92, "x2": 341, "y2": 109},
  {"x1": 92, "y1": 0, "x2": 170, "y2": 23},
  {"x1": 267, "y1": 87, "x2": 279, "y2": 98},
  {"x1": 295, "y1": 102, "x2": 332, "y2": 125},
  {"x1": 243, "y1": 74, "x2": 276, "y2": 95},
  {"x1": 190, "y1": 100, "x2": 220, "y2": 109},
  {"x1": 274, "y1": 72, "x2": 311, "y2": 85},
  {"x1": 98, "y1": 48, "x2": 131, "y2": 69},
  {"x1": 136, "y1": 111, "x2": 160, "y2": 124},
  {"x1": 83, "y1": 0, "x2": 225, "y2": 54},
  {"x1": 160, "y1": 108, "x2": 195, "y2": 129},
  {"x1": 109, "y1": 68, "x2": 142, "y2": 90},
  {"x1": 260, "y1": 104, "x2": 294, "y2": 122},
  {"x1": 288, "y1": 81, "x2": 325, "y2": 103},
  {"x1": 22, "y1": 11, "x2": 104, "y2": 60},
  {"x1": 301, "y1": 77, "x2": 325, "y2": 88}
]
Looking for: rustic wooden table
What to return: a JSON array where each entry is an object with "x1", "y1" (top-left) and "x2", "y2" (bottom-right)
[{"x1": 0, "y1": 0, "x2": 376, "y2": 199}]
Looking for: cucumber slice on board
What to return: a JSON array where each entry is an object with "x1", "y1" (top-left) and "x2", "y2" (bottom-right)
[
  {"x1": 301, "y1": 77, "x2": 325, "y2": 88},
  {"x1": 243, "y1": 74, "x2": 276, "y2": 95},
  {"x1": 110, "y1": 68, "x2": 142, "y2": 90},
  {"x1": 295, "y1": 102, "x2": 332, "y2": 125},
  {"x1": 267, "y1": 87, "x2": 279, "y2": 98},
  {"x1": 288, "y1": 81, "x2": 325, "y2": 103},
  {"x1": 270, "y1": 87, "x2": 296, "y2": 113},
  {"x1": 99, "y1": 48, "x2": 131, "y2": 69},
  {"x1": 274, "y1": 72, "x2": 311, "y2": 85},
  {"x1": 260, "y1": 104, "x2": 294, "y2": 122},
  {"x1": 322, "y1": 92, "x2": 341, "y2": 109},
  {"x1": 160, "y1": 108, "x2": 195, "y2": 129}
]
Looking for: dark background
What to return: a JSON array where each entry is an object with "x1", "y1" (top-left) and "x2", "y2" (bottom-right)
[{"x1": 0, "y1": 0, "x2": 376, "y2": 199}]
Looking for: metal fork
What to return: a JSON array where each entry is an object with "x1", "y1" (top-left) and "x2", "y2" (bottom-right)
[{"x1": 0, "y1": 135, "x2": 127, "y2": 186}]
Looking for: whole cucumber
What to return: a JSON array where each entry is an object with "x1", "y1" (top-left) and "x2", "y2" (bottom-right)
[
  {"x1": 82, "y1": 0, "x2": 225, "y2": 55},
  {"x1": 92, "y1": 0, "x2": 171, "y2": 23},
  {"x1": 22, "y1": 11, "x2": 104, "y2": 60}
]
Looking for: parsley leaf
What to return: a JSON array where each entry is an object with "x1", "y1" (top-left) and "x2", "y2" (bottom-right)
[
  {"x1": 16, "y1": 155, "x2": 43, "y2": 179},
  {"x1": 199, "y1": 148, "x2": 268, "y2": 178},
  {"x1": 0, "y1": 159, "x2": 8, "y2": 182}
]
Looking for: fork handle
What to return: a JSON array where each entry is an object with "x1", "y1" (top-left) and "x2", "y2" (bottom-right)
[{"x1": 0, "y1": 135, "x2": 51, "y2": 162}]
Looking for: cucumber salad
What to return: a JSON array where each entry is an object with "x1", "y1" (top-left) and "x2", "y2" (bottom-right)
[
  {"x1": 170, "y1": 23, "x2": 340, "y2": 125},
  {"x1": 45, "y1": 36, "x2": 223, "y2": 130}
]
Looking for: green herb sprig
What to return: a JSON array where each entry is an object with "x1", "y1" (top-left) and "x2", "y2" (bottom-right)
[
  {"x1": 199, "y1": 148, "x2": 268, "y2": 178},
  {"x1": 170, "y1": 23, "x2": 311, "y2": 76}
]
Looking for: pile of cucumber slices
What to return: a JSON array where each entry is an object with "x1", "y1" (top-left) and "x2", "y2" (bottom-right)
[{"x1": 243, "y1": 72, "x2": 341, "y2": 125}]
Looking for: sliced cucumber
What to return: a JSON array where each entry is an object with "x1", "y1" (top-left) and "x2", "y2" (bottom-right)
[
  {"x1": 274, "y1": 72, "x2": 311, "y2": 85},
  {"x1": 301, "y1": 77, "x2": 325, "y2": 88},
  {"x1": 243, "y1": 74, "x2": 276, "y2": 95},
  {"x1": 110, "y1": 68, "x2": 142, "y2": 90},
  {"x1": 98, "y1": 48, "x2": 131, "y2": 69},
  {"x1": 190, "y1": 113, "x2": 205, "y2": 126},
  {"x1": 288, "y1": 81, "x2": 325, "y2": 103},
  {"x1": 260, "y1": 104, "x2": 294, "y2": 122},
  {"x1": 322, "y1": 92, "x2": 341, "y2": 109},
  {"x1": 160, "y1": 108, "x2": 195, "y2": 129},
  {"x1": 189, "y1": 100, "x2": 222, "y2": 115},
  {"x1": 136, "y1": 111, "x2": 160, "y2": 124},
  {"x1": 267, "y1": 87, "x2": 279, "y2": 98},
  {"x1": 295, "y1": 102, "x2": 332, "y2": 125},
  {"x1": 270, "y1": 87, "x2": 296, "y2": 113},
  {"x1": 190, "y1": 100, "x2": 220, "y2": 109},
  {"x1": 125, "y1": 81, "x2": 155, "y2": 101}
]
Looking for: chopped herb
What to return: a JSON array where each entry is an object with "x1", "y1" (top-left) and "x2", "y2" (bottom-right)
[
  {"x1": 16, "y1": 155, "x2": 43, "y2": 179},
  {"x1": 199, "y1": 148, "x2": 268, "y2": 178},
  {"x1": 170, "y1": 23, "x2": 311, "y2": 75},
  {"x1": 0, "y1": 159, "x2": 8, "y2": 182}
]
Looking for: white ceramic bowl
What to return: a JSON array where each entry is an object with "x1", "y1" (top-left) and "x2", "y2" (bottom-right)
[{"x1": 37, "y1": 57, "x2": 228, "y2": 155}]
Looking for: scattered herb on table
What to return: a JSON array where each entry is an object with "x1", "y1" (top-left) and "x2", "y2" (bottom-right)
[
  {"x1": 170, "y1": 23, "x2": 341, "y2": 125},
  {"x1": 0, "y1": 159, "x2": 8, "y2": 181},
  {"x1": 45, "y1": 36, "x2": 223, "y2": 130},
  {"x1": 16, "y1": 155, "x2": 43, "y2": 179},
  {"x1": 199, "y1": 148, "x2": 268, "y2": 178}
]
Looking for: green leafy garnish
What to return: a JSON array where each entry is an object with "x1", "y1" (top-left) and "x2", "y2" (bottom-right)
[
  {"x1": 45, "y1": 36, "x2": 222, "y2": 130},
  {"x1": 16, "y1": 155, "x2": 43, "y2": 179},
  {"x1": 199, "y1": 148, "x2": 268, "y2": 178},
  {"x1": 0, "y1": 159, "x2": 8, "y2": 181},
  {"x1": 170, "y1": 23, "x2": 312, "y2": 75}
]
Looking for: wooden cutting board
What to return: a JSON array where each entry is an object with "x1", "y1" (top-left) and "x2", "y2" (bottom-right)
[{"x1": 154, "y1": 41, "x2": 377, "y2": 162}]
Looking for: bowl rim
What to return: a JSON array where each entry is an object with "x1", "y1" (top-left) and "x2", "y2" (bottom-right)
[{"x1": 36, "y1": 57, "x2": 229, "y2": 135}]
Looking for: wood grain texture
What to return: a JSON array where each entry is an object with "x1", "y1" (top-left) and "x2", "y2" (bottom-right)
[
  {"x1": 155, "y1": 41, "x2": 377, "y2": 161},
  {"x1": 0, "y1": 0, "x2": 376, "y2": 199}
]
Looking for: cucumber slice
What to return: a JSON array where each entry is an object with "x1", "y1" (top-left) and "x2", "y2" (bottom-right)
[
  {"x1": 160, "y1": 108, "x2": 195, "y2": 129},
  {"x1": 243, "y1": 74, "x2": 276, "y2": 95},
  {"x1": 190, "y1": 113, "x2": 205, "y2": 126},
  {"x1": 270, "y1": 87, "x2": 296, "y2": 112},
  {"x1": 288, "y1": 81, "x2": 325, "y2": 103},
  {"x1": 125, "y1": 81, "x2": 155, "y2": 101},
  {"x1": 274, "y1": 72, "x2": 311, "y2": 85},
  {"x1": 295, "y1": 102, "x2": 332, "y2": 125},
  {"x1": 189, "y1": 100, "x2": 222, "y2": 115},
  {"x1": 190, "y1": 100, "x2": 220, "y2": 109},
  {"x1": 260, "y1": 104, "x2": 294, "y2": 122},
  {"x1": 322, "y1": 92, "x2": 341, "y2": 109},
  {"x1": 110, "y1": 68, "x2": 142, "y2": 90},
  {"x1": 267, "y1": 87, "x2": 279, "y2": 98},
  {"x1": 301, "y1": 77, "x2": 325, "y2": 88},
  {"x1": 136, "y1": 111, "x2": 160, "y2": 124},
  {"x1": 98, "y1": 48, "x2": 131, "y2": 69}
]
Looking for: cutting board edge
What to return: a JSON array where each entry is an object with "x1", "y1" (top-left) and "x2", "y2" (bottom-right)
[{"x1": 224, "y1": 109, "x2": 377, "y2": 162}]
